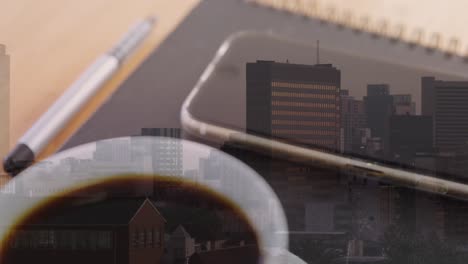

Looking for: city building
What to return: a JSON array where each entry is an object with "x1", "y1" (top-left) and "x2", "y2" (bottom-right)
[
  {"x1": 140, "y1": 128, "x2": 183, "y2": 196},
  {"x1": 94, "y1": 138, "x2": 132, "y2": 163},
  {"x1": 245, "y1": 60, "x2": 344, "y2": 231},
  {"x1": 392, "y1": 94, "x2": 415, "y2": 115},
  {"x1": 184, "y1": 169, "x2": 198, "y2": 181},
  {"x1": 340, "y1": 90, "x2": 367, "y2": 153},
  {"x1": 4, "y1": 198, "x2": 166, "y2": 264},
  {"x1": 246, "y1": 60, "x2": 341, "y2": 151},
  {"x1": 345, "y1": 128, "x2": 374, "y2": 156},
  {"x1": 198, "y1": 149, "x2": 265, "y2": 234},
  {"x1": 162, "y1": 225, "x2": 195, "y2": 264},
  {"x1": 422, "y1": 77, "x2": 468, "y2": 151},
  {"x1": 221, "y1": 143, "x2": 346, "y2": 232},
  {"x1": 430, "y1": 146, "x2": 468, "y2": 179},
  {"x1": 388, "y1": 115, "x2": 433, "y2": 165},
  {"x1": 0, "y1": 44, "x2": 9, "y2": 159},
  {"x1": 93, "y1": 138, "x2": 153, "y2": 196},
  {"x1": 141, "y1": 128, "x2": 183, "y2": 177},
  {"x1": 379, "y1": 184, "x2": 445, "y2": 242},
  {"x1": 363, "y1": 84, "x2": 394, "y2": 156},
  {"x1": 141, "y1": 128, "x2": 182, "y2": 139},
  {"x1": 378, "y1": 186, "x2": 398, "y2": 234},
  {"x1": 444, "y1": 199, "x2": 468, "y2": 244}
]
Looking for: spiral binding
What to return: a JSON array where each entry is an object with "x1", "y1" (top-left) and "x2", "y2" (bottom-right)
[{"x1": 245, "y1": 0, "x2": 468, "y2": 61}]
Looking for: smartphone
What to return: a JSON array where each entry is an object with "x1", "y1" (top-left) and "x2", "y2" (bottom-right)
[
  {"x1": 181, "y1": 31, "x2": 468, "y2": 262},
  {"x1": 182, "y1": 31, "x2": 468, "y2": 200}
]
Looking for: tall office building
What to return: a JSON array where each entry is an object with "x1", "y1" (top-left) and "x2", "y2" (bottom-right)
[
  {"x1": 246, "y1": 60, "x2": 341, "y2": 151},
  {"x1": 0, "y1": 45, "x2": 9, "y2": 159},
  {"x1": 141, "y1": 128, "x2": 183, "y2": 177},
  {"x1": 364, "y1": 84, "x2": 394, "y2": 155},
  {"x1": 392, "y1": 94, "x2": 415, "y2": 115},
  {"x1": 340, "y1": 90, "x2": 366, "y2": 153},
  {"x1": 388, "y1": 115, "x2": 433, "y2": 165},
  {"x1": 94, "y1": 138, "x2": 132, "y2": 163},
  {"x1": 422, "y1": 77, "x2": 468, "y2": 151},
  {"x1": 141, "y1": 127, "x2": 182, "y2": 139}
]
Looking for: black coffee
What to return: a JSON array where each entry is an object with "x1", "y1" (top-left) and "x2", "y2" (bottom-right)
[{"x1": 0, "y1": 175, "x2": 260, "y2": 264}]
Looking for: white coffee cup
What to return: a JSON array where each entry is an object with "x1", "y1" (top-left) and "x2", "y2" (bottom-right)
[{"x1": 0, "y1": 137, "x2": 305, "y2": 264}]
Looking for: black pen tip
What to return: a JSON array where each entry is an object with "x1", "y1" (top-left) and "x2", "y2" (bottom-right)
[{"x1": 3, "y1": 144, "x2": 35, "y2": 176}]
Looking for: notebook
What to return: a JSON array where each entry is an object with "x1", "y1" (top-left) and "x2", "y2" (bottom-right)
[
  {"x1": 63, "y1": 0, "x2": 468, "y2": 149},
  {"x1": 304, "y1": 0, "x2": 468, "y2": 54}
]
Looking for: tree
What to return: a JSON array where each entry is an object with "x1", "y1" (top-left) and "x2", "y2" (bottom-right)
[{"x1": 382, "y1": 225, "x2": 464, "y2": 264}]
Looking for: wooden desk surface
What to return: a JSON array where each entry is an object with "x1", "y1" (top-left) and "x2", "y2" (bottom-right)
[{"x1": 0, "y1": 0, "x2": 200, "y2": 163}]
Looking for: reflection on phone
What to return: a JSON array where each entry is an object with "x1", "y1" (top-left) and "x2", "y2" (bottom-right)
[{"x1": 184, "y1": 32, "x2": 468, "y2": 263}]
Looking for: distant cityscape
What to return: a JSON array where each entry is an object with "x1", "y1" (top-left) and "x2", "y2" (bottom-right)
[
  {"x1": 246, "y1": 60, "x2": 468, "y2": 178},
  {"x1": 3, "y1": 56, "x2": 468, "y2": 264},
  {"x1": 236, "y1": 59, "x2": 468, "y2": 263}
]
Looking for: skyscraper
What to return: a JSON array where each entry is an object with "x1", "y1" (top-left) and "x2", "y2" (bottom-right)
[
  {"x1": 246, "y1": 60, "x2": 341, "y2": 151},
  {"x1": 422, "y1": 77, "x2": 468, "y2": 151},
  {"x1": 94, "y1": 138, "x2": 132, "y2": 163},
  {"x1": 141, "y1": 128, "x2": 183, "y2": 177},
  {"x1": 388, "y1": 115, "x2": 433, "y2": 165},
  {"x1": 340, "y1": 90, "x2": 366, "y2": 153},
  {"x1": 392, "y1": 94, "x2": 416, "y2": 115},
  {"x1": 245, "y1": 61, "x2": 343, "y2": 231},
  {"x1": 0, "y1": 45, "x2": 9, "y2": 159},
  {"x1": 141, "y1": 128, "x2": 182, "y2": 139},
  {"x1": 364, "y1": 84, "x2": 394, "y2": 155}
]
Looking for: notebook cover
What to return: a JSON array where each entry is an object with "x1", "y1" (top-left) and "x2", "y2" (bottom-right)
[{"x1": 63, "y1": 0, "x2": 468, "y2": 149}]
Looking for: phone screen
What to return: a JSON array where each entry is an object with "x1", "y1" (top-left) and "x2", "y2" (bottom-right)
[{"x1": 187, "y1": 32, "x2": 468, "y2": 183}]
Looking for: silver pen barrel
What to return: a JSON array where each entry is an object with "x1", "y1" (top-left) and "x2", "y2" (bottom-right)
[
  {"x1": 18, "y1": 55, "x2": 119, "y2": 154},
  {"x1": 4, "y1": 17, "x2": 155, "y2": 176},
  {"x1": 110, "y1": 17, "x2": 156, "y2": 62}
]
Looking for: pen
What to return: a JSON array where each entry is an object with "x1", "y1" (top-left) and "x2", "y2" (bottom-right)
[{"x1": 3, "y1": 17, "x2": 156, "y2": 176}]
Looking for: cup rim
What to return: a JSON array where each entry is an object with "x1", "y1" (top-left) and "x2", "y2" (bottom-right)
[{"x1": 0, "y1": 136, "x2": 290, "y2": 264}]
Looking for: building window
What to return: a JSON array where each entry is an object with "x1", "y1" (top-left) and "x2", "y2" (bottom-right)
[
  {"x1": 271, "y1": 110, "x2": 336, "y2": 118},
  {"x1": 155, "y1": 229, "x2": 161, "y2": 246},
  {"x1": 272, "y1": 129, "x2": 336, "y2": 136},
  {"x1": 272, "y1": 91, "x2": 335, "y2": 99},
  {"x1": 271, "y1": 81, "x2": 337, "y2": 91},
  {"x1": 132, "y1": 230, "x2": 138, "y2": 248},
  {"x1": 97, "y1": 231, "x2": 112, "y2": 249},
  {"x1": 271, "y1": 100, "x2": 336, "y2": 109},
  {"x1": 138, "y1": 230, "x2": 145, "y2": 247},
  {"x1": 9, "y1": 229, "x2": 113, "y2": 251},
  {"x1": 23, "y1": 230, "x2": 56, "y2": 249},
  {"x1": 147, "y1": 229, "x2": 154, "y2": 248},
  {"x1": 272, "y1": 119, "x2": 336, "y2": 127},
  {"x1": 131, "y1": 229, "x2": 146, "y2": 248}
]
